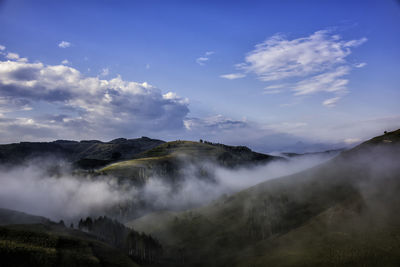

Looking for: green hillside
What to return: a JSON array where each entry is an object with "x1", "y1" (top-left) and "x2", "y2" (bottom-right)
[
  {"x1": 127, "y1": 129, "x2": 400, "y2": 266},
  {"x1": 99, "y1": 140, "x2": 281, "y2": 183}
]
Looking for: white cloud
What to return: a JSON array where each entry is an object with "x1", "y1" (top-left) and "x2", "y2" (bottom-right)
[
  {"x1": 264, "y1": 84, "x2": 286, "y2": 94},
  {"x1": 61, "y1": 59, "x2": 70, "y2": 65},
  {"x1": 224, "y1": 30, "x2": 366, "y2": 107},
  {"x1": 196, "y1": 51, "x2": 214, "y2": 65},
  {"x1": 355, "y1": 62, "x2": 367, "y2": 68},
  {"x1": 322, "y1": 96, "x2": 341, "y2": 107},
  {"x1": 240, "y1": 30, "x2": 366, "y2": 81},
  {"x1": 293, "y1": 66, "x2": 350, "y2": 95},
  {"x1": 0, "y1": 57, "x2": 190, "y2": 142},
  {"x1": 58, "y1": 41, "x2": 71, "y2": 48},
  {"x1": 196, "y1": 57, "x2": 209, "y2": 65},
  {"x1": 220, "y1": 73, "x2": 246, "y2": 80},
  {"x1": 6, "y1": 52, "x2": 20, "y2": 60},
  {"x1": 6, "y1": 52, "x2": 28, "y2": 63},
  {"x1": 0, "y1": 45, "x2": 5, "y2": 51}
]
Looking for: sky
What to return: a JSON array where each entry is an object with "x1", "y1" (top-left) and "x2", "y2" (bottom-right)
[{"x1": 0, "y1": 0, "x2": 399, "y2": 152}]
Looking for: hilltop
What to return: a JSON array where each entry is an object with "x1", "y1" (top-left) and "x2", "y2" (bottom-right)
[
  {"x1": 99, "y1": 140, "x2": 282, "y2": 183},
  {"x1": 127, "y1": 129, "x2": 400, "y2": 266},
  {"x1": 0, "y1": 137, "x2": 164, "y2": 169}
]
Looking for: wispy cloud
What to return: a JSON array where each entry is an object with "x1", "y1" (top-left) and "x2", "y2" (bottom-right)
[
  {"x1": 220, "y1": 73, "x2": 246, "y2": 80},
  {"x1": 240, "y1": 30, "x2": 366, "y2": 81},
  {"x1": 322, "y1": 96, "x2": 341, "y2": 107},
  {"x1": 224, "y1": 30, "x2": 366, "y2": 106},
  {"x1": 355, "y1": 62, "x2": 367, "y2": 68},
  {"x1": 0, "y1": 45, "x2": 5, "y2": 51},
  {"x1": 196, "y1": 51, "x2": 214, "y2": 65},
  {"x1": 61, "y1": 59, "x2": 70, "y2": 65},
  {"x1": 292, "y1": 66, "x2": 350, "y2": 95},
  {"x1": 58, "y1": 41, "x2": 71, "y2": 48}
]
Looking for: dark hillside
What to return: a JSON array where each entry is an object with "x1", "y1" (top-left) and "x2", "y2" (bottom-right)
[
  {"x1": 0, "y1": 136, "x2": 164, "y2": 169},
  {"x1": 128, "y1": 129, "x2": 400, "y2": 266}
]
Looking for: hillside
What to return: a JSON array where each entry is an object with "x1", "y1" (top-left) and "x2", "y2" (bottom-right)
[
  {"x1": 0, "y1": 208, "x2": 51, "y2": 226},
  {"x1": 127, "y1": 129, "x2": 400, "y2": 266},
  {"x1": 0, "y1": 137, "x2": 164, "y2": 169},
  {"x1": 0, "y1": 208, "x2": 165, "y2": 267},
  {"x1": 99, "y1": 140, "x2": 282, "y2": 183},
  {"x1": 0, "y1": 223, "x2": 140, "y2": 267}
]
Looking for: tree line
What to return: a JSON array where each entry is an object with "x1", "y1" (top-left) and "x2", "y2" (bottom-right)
[{"x1": 78, "y1": 216, "x2": 162, "y2": 264}]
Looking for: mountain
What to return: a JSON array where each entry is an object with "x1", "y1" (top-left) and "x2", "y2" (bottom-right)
[
  {"x1": 0, "y1": 137, "x2": 164, "y2": 169},
  {"x1": 127, "y1": 129, "x2": 400, "y2": 266}
]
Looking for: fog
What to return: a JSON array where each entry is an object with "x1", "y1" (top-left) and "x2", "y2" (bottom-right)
[
  {"x1": 0, "y1": 153, "x2": 335, "y2": 221},
  {"x1": 140, "y1": 154, "x2": 335, "y2": 211},
  {"x1": 0, "y1": 159, "x2": 136, "y2": 220}
]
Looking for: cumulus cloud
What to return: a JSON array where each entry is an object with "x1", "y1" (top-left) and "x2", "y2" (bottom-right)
[
  {"x1": 58, "y1": 41, "x2": 71, "y2": 48},
  {"x1": 5, "y1": 52, "x2": 28, "y2": 63},
  {"x1": 224, "y1": 30, "x2": 366, "y2": 106},
  {"x1": 196, "y1": 51, "x2": 214, "y2": 65},
  {"x1": 0, "y1": 56, "x2": 189, "y2": 142},
  {"x1": 61, "y1": 59, "x2": 70, "y2": 65}
]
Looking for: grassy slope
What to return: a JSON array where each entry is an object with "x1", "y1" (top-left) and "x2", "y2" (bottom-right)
[
  {"x1": 99, "y1": 140, "x2": 279, "y2": 182},
  {"x1": 128, "y1": 129, "x2": 400, "y2": 266},
  {"x1": 0, "y1": 223, "x2": 140, "y2": 267}
]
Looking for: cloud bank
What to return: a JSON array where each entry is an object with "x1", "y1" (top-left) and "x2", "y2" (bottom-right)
[
  {"x1": 0, "y1": 56, "x2": 189, "y2": 142},
  {"x1": 0, "y1": 153, "x2": 334, "y2": 220}
]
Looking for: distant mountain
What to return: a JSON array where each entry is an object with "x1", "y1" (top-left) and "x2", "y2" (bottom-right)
[
  {"x1": 127, "y1": 129, "x2": 400, "y2": 266},
  {"x1": 281, "y1": 148, "x2": 345, "y2": 158},
  {"x1": 0, "y1": 136, "x2": 164, "y2": 169}
]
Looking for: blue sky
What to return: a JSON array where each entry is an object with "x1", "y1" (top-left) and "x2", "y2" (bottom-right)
[{"x1": 0, "y1": 0, "x2": 399, "y2": 151}]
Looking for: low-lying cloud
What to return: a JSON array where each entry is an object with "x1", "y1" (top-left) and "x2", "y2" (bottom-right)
[
  {"x1": 0, "y1": 160, "x2": 134, "y2": 220},
  {"x1": 0, "y1": 153, "x2": 335, "y2": 221}
]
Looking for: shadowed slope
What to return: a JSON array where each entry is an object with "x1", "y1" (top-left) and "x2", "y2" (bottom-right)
[{"x1": 127, "y1": 129, "x2": 400, "y2": 266}]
